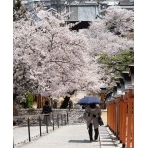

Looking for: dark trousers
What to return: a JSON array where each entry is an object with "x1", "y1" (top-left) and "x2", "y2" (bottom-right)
[{"x1": 88, "y1": 123, "x2": 99, "y2": 140}]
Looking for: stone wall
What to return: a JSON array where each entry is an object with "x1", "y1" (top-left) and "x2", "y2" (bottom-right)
[
  {"x1": 15, "y1": 108, "x2": 107, "y2": 125},
  {"x1": 15, "y1": 108, "x2": 85, "y2": 125}
]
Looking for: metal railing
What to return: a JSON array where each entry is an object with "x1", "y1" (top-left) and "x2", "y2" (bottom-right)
[{"x1": 13, "y1": 112, "x2": 69, "y2": 147}]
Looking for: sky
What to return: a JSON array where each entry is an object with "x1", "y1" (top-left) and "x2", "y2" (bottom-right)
[{"x1": 0, "y1": 0, "x2": 147, "y2": 147}]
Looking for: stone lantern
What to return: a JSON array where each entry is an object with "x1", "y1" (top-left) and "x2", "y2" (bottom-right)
[
  {"x1": 122, "y1": 70, "x2": 133, "y2": 99},
  {"x1": 114, "y1": 77, "x2": 125, "y2": 95},
  {"x1": 122, "y1": 71, "x2": 133, "y2": 91},
  {"x1": 112, "y1": 85, "x2": 117, "y2": 98}
]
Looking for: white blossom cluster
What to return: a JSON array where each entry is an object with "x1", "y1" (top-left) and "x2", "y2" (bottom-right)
[
  {"x1": 80, "y1": 17, "x2": 133, "y2": 56},
  {"x1": 13, "y1": 6, "x2": 134, "y2": 97},
  {"x1": 104, "y1": 6, "x2": 134, "y2": 36}
]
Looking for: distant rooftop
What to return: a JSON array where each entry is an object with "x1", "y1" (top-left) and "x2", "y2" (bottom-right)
[
  {"x1": 65, "y1": 2, "x2": 99, "y2": 22},
  {"x1": 68, "y1": 1, "x2": 98, "y2": 5},
  {"x1": 119, "y1": 0, "x2": 134, "y2": 5},
  {"x1": 100, "y1": 1, "x2": 119, "y2": 6}
]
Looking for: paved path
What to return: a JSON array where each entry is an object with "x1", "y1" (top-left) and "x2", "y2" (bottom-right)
[{"x1": 14, "y1": 123, "x2": 122, "y2": 148}]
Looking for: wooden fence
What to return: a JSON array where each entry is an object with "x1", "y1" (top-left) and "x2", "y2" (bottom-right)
[{"x1": 107, "y1": 90, "x2": 134, "y2": 148}]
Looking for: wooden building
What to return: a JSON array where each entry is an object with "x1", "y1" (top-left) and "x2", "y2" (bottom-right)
[{"x1": 36, "y1": 94, "x2": 51, "y2": 108}]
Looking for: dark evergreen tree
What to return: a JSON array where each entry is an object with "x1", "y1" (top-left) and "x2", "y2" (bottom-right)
[{"x1": 98, "y1": 49, "x2": 134, "y2": 77}]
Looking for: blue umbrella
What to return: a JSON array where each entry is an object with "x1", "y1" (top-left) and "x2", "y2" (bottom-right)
[{"x1": 77, "y1": 96, "x2": 102, "y2": 105}]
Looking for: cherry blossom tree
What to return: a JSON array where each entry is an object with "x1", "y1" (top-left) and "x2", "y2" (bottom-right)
[
  {"x1": 79, "y1": 7, "x2": 134, "y2": 87},
  {"x1": 13, "y1": 10, "x2": 106, "y2": 107},
  {"x1": 81, "y1": 21, "x2": 133, "y2": 56},
  {"x1": 14, "y1": 6, "x2": 134, "y2": 108},
  {"x1": 103, "y1": 6, "x2": 134, "y2": 36}
]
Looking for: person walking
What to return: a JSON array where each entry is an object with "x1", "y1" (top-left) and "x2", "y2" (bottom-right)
[
  {"x1": 42, "y1": 100, "x2": 52, "y2": 126},
  {"x1": 83, "y1": 103, "x2": 101, "y2": 142}
]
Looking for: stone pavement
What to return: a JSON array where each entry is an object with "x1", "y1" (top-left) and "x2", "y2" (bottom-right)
[{"x1": 14, "y1": 123, "x2": 122, "y2": 148}]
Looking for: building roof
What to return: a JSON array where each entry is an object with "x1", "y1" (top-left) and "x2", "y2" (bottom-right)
[
  {"x1": 100, "y1": 1, "x2": 119, "y2": 6},
  {"x1": 119, "y1": 0, "x2": 134, "y2": 6},
  {"x1": 65, "y1": 3, "x2": 99, "y2": 22}
]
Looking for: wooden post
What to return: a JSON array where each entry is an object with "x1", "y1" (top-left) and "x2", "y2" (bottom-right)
[
  {"x1": 113, "y1": 101, "x2": 116, "y2": 134},
  {"x1": 100, "y1": 88, "x2": 107, "y2": 109},
  {"x1": 119, "y1": 96, "x2": 124, "y2": 143},
  {"x1": 37, "y1": 94, "x2": 41, "y2": 108},
  {"x1": 39, "y1": 116, "x2": 42, "y2": 136},
  {"x1": 100, "y1": 93, "x2": 106, "y2": 109},
  {"x1": 27, "y1": 117, "x2": 31, "y2": 142},
  {"x1": 121, "y1": 97, "x2": 127, "y2": 147}
]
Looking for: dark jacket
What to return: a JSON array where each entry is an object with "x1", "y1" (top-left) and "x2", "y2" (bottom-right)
[{"x1": 42, "y1": 105, "x2": 52, "y2": 115}]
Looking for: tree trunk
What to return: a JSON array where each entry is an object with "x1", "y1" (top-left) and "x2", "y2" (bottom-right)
[
  {"x1": 60, "y1": 90, "x2": 76, "y2": 109},
  {"x1": 60, "y1": 96, "x2": 70, "y2": 109}
]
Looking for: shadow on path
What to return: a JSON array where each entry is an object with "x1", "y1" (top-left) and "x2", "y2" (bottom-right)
[
  {"x1": 68, "y1": 139, "x2": 90, "y2": 143},
  {"x1": 102, "y1": 136, "x2": 117, "y2": 140},
  {"x1": 101, "y1": 140, "x2": 113, "y2": 142},
  {"x1": 101, "y1": 144, "x2": 115, "y2": 146}
]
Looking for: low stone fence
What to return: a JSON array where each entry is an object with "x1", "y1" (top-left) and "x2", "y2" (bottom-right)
[
  {"x1": 18, "y1": 108, "x2": 71, "y2": 115},
  {"x1": 14, "y1": 108, "x2": 85, "y2": 125}
]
